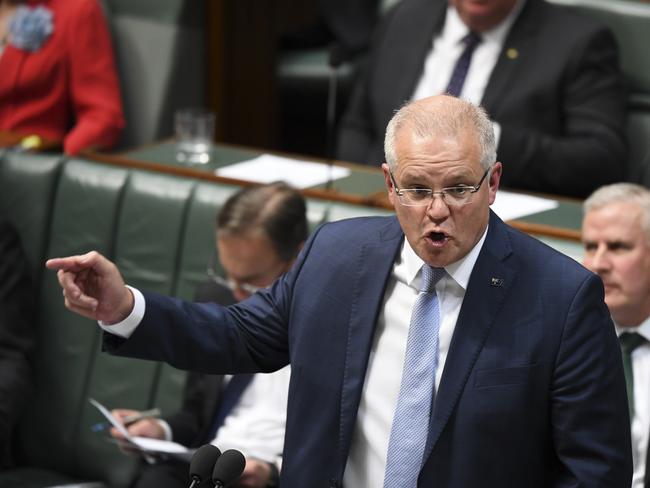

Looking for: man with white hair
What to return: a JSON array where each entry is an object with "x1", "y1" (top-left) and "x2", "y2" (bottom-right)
[{"x1": 582, "y1": 183, "x2": 650, "y2": 488}]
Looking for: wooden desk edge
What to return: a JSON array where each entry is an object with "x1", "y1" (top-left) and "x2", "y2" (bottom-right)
[
  {"x1": 82, "y1": 150, "x2": 386, "y2": 209},
  {"x1": 82, "y1": 150, "x2": 583, "y2": 243}
]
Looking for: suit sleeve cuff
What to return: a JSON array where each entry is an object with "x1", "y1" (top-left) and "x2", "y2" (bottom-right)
[{"x1": 98, "y1": 285, "x2": 145, "y2": 338}]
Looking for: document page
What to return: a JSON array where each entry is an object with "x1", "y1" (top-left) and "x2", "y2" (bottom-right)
[
  {"x1": 491, "y1": 190, "x2": 559, "y2": 221},
  {"x1": 216, "y1": 154, "x2": 351, "y2": 189},
  {"x1": 89, "y1": 398, "x2": 192, "y2": 459}
]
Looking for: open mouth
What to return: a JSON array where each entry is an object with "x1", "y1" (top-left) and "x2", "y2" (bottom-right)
[{"x1": 426, "y1": 231, "x2": 449, "y2": 247}]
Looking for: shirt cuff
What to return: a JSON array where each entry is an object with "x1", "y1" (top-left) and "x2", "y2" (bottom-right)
[{"x1": 98, "y1": 285, "x2": 145, "y2": 338}]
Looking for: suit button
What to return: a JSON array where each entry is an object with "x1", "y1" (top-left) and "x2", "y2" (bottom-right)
[{"x1": 328, "y1": 479, "x2": 340, "y2": 487}]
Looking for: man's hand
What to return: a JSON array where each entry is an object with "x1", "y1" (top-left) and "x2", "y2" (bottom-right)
[
  {"x1": 46, "y1": 251, "x2": 133, "y2": 324},
  {"x1": 109, "y1": 409, "x2": 166, "y2": 440},
  {"x1": 236, "y1": 458, "x2": 273, "y2": 488}
]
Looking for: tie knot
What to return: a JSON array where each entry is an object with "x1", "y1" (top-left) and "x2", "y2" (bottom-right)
[
  {"x1": 463, "y1": 31, "x2": 482, "y2": 49},
  {"x1": 619, "y1": 332, "x2": 646, "y2": 353},
  {"x1": 419, "y1": 265, "x2": 445, "y2": 292}
]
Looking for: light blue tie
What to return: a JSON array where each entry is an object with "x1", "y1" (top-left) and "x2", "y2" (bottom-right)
[{"x1": 383, "y1": 265, "x2": 445, "y2": 488}]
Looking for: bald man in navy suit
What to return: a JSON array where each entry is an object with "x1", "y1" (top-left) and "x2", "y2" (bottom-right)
[{"x1": 49, "y1": 95, "x2": 631, "y2": 487}]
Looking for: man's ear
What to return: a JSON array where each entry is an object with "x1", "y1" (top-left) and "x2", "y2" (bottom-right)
[
  {"x1": 488, "y1": 162, "x2": 502, "y2": 205},
  {"x1": 382, "y1": 163, "x2": 397, "y2": 206}
]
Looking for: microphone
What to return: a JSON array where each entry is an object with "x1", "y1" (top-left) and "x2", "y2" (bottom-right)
[
  {"x1": 188, "y1": 444, "x2": 221, "y2": 488},
  {"x1": 211, "y1": 449, "x2": 246, "y2": 488}
]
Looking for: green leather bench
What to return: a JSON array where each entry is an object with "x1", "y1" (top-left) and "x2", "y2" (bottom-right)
[{"x1": 0, "y1": 150, "x2": 389, "y2": 487}]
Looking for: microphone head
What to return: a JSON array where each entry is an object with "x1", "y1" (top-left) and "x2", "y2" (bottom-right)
[
  {"x1": 211, "y1": 449, "x2": 246, "y2": 486},
  {"x1": 189, "y1": 444, "x2": 222, "y2": 482}
]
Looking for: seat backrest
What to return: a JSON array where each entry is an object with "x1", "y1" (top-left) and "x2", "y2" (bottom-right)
[
  {"x1": 0, "y1": 153, "x2": 234, "y2": 486},
  {"x1": 546, "y1": 0, "x2": 650, "y2": 187},
  {"x1": 101, "y1": 0, "x2": 206, "y2": 150}
]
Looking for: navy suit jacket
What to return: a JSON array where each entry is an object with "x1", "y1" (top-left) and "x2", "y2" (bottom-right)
[
  {"x1": 337, "y1": 0, "x2": 627, "y2": 198},
  {"x1": 162, "y1": 281, "x2": 236, "y2": 447},
  {"x1": 106, "y1": 212, "x2": 632, "y2": 487}
]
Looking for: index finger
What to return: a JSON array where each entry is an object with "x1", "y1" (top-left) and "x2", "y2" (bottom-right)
[{"x1": 46, "y1": 251, "x2": 106, "y2": 272}]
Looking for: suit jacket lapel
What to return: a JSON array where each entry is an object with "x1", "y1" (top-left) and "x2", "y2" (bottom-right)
[
  {"x1": 382, "y1": 0, "x2": 446, "y2": 114},
  {"x1": 338, "y1": 217, "x2": 404, "y2": 466},
  {"x1": 481, "y1": 0, "x2": 540, "y2": 115},
  {"x1": 424, "y1": 212, "x2": 516, "y2": 457}
]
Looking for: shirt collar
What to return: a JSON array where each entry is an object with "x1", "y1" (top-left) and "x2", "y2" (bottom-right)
[
  {"x1": 400, "y1": 224, "x2": 489, "y2": 291},
  {"x1": 444, "y1": 0, "x2": 526, "y2": 46},
  {"x1": 616, "y1": 315, "x2": 650, "y2": 341}
]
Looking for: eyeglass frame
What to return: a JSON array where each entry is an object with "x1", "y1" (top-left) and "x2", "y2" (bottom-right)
[
  {"x1": 388, "y1": 166, "x2": 492, "y2": 207},
  {"x1": 206, "y1": 268, "x2": 265, "y2": 296},
  {"x1": 205, "y1": 252, "x2": 292, "y2": 296}
]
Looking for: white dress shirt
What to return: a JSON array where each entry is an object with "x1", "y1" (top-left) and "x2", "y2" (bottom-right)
[
  {"x1": 410, "y1": 1, "x2": 525, "y2": 146},
  {"x1": 343, "y1": 229, "x2": 488, "y2": 488},
  {"x1": 211, "y1": 367, "x2": 290, "y2": 464},
  {"x1": 618, "y1": 317, "x2": 650, "y2": 488}
]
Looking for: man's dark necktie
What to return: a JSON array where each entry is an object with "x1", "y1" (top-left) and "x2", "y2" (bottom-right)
[
  {"x1": 619, "y1": 332, "x2": 646, "y2": 419},
  {"x1": 206, "y1": 373, "x2": 255, "y2": 441},
  {"x1": 444, "y1": 31, "x2": 482, "y2": 97}
]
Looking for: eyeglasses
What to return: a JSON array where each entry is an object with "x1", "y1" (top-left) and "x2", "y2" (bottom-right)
[
  {"x1": 206, "y1": 269, "x2": 265, "y2": 296},
  {"x1": 206, "y1": 254, "x2": 266, "y2": 296},
  {"x1": 389, "y1": 167, "x2": 491, "y2": 207},
  {"x1": 206, "y1": 253, "x2": 291, "y2": 296}
]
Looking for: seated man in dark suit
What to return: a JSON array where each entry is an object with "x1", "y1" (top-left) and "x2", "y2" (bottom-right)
[
  {"x1": 582, "y1": 183, "x2": 650, "y2": 488},
  {"x1": 337, "y1": 0, "x2": 627, "y2": 198},
  {"x1": 109, "y1": 182, "x2": 308, "y2": 488},
  {"x1": 0, "y1": 219, "x2": 35, "y2": 468}
]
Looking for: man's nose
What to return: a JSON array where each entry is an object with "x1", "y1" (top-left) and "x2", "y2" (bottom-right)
[
  {"x1": 590, "y1": 244, "x2": 611, "y2": 272},
  {"x1": 426, "y1": 193, "x2": 451, "y2": 220}
]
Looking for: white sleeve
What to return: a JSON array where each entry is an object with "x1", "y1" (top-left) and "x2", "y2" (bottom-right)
[{"x1": 98, "y1": 285, "x2": 145, "y2": 338}]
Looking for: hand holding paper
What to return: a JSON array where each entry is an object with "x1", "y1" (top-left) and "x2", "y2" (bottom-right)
[{"x1": 89, "y1": 398, "x2": 192, "y2": 460}]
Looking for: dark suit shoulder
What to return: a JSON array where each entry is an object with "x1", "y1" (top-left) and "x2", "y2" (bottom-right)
[
  {"x1": 497, "y1": 215, "x2": 592, "y2": 282},
  {"x1": 316, "y1": 215, "x2": 401, "y2": 242},
  {"x1": 525, "y1": 0, "x2": 618, "y2": 42}
]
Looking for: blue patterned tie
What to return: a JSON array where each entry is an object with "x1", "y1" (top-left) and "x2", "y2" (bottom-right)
[
  {"x1": 445, "y1": 31, "x2": 482, "y2": 97},
  {"x1": 383, "y1": 265, "x2": 445, "y2": 488}
]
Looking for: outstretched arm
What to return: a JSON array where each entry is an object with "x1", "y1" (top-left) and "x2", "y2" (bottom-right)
[{"x1": 45, "y1": 251, "x2": 133, "y2": 324}]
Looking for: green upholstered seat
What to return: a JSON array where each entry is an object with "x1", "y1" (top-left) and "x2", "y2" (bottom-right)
[{"x1": 0, "y1": 150, "x2": 390, "y2": 486}]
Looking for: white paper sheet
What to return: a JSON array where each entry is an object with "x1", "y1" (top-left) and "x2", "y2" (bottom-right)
[
  {"x1": 89, "y1": 398, "x2": 190, "y2": 457},
  {"x1": 215, "y1": 154, "x2": 351, "y2": 189},
  {"x1": 491, "y1": 190, "x2": 559, "y2": 221}
]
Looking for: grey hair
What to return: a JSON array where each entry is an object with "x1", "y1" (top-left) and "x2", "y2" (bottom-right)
[
  {"x1": 583, "y1": 183, "x2": 650, "y2": 239},
  {"x1": 384, "y1": 96, "x2": 497, "y2": 172}
]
